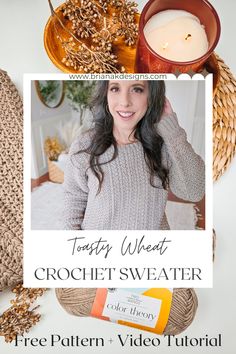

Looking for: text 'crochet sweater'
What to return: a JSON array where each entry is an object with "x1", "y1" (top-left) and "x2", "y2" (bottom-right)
[{"x1": 63, "y1": 114, "x2": 205, "y2": 230}]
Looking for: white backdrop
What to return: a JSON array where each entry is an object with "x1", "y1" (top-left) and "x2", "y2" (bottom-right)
[{"x1": 0, "y1": 1, "x2": 236, "y2": 353}]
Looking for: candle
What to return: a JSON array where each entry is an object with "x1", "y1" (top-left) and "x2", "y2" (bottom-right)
[
  {"x1": 135, "y1": 0, "x2": 220, "y2": 73},
  {"x1": 144, "y1": 10, "x2": 209, "y2": 62}
]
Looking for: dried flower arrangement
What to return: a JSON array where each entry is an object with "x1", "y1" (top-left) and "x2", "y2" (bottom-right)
[
  {"x1": 0, "y1": 284, "x2": 46, "y2": 343},
  {"x1": 47, "y1": 0, "x2": 139, "y2": 73},
  {"x1": 44, "y1": 136, "x2": 65, "y2": 161}
]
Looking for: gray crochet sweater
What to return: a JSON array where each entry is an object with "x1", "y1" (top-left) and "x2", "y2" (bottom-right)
[{"x1": 63, "y1": 113, "x2": 205, "y2": 230}]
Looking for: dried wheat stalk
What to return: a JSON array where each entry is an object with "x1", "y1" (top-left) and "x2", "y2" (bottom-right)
[{"x1": 213, "y1": 55, "x2": 236, "y2": 181}]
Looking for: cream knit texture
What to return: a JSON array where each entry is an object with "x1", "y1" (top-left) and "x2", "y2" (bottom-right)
[
  {"x1": 0, "y1": 71, "x2": 23, "y2": 290},
  {"x1": 63, "y1": 113, "x2": 205, "y2": 230}
]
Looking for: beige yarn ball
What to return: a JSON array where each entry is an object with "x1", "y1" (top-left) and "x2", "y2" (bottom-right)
[{"x1": 55, "y1": 288, "x2": 198, "y2": 335}]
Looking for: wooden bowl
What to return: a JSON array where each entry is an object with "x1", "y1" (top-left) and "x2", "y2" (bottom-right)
[{"x1": 44, "y1": 3, "x2": 138, "y2": 73}]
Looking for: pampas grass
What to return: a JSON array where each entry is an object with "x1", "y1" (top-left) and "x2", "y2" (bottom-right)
[
  {"x1": 58, "y1": 113, "x2": 93, "y2": 149},
  {"x1": 58, "y1": 118, "x2": 81, "y2": 149}
]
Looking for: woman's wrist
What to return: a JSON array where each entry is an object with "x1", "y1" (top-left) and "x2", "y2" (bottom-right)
[{"x1": 157, "y1": 113, "x2": 185, "y2": 141}]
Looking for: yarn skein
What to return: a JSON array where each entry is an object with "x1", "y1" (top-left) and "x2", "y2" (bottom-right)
[{"x1": 55, "y1": 288, "x2": 198, "y2": 335}]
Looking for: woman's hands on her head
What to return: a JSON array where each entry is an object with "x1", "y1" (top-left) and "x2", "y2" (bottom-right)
[{"x1": 161, "y1": 98, "x2": 174, "y2": 119}]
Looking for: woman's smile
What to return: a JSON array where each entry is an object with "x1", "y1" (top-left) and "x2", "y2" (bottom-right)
[
  {"x1": 116, "y1": 111, "x2": 135, "y2": 120},
  {"x1": 107, "y1": 80, "x2": 149, "y2": 142}
]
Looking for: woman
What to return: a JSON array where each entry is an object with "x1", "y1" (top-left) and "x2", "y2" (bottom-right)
[{"x1": 63, "y1": 80, "x2": 205, "y2": 230}]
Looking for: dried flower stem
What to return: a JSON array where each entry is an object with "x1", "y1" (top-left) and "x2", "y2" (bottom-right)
[
  {"x1": 47, "y1": 0, "x2": 137, "y2": 73},
  {"x1": 0, "y1": 284, "x2": 47, "y2": 343}
]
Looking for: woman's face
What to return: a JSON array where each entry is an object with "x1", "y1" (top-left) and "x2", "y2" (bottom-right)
[{"x1": 107, "y1": 80, "x2": 149, "y2": 132}]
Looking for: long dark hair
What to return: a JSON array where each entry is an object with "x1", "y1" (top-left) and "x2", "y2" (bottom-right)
[{"x1": 76, "y1": 80, "x2": 169, "y2": 192}]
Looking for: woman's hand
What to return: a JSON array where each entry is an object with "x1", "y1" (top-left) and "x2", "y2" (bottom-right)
[{"x1": 161, "y1": 98, "x2": 174, "y2": 119}]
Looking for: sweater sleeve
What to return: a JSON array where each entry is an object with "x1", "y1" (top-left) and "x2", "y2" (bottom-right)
[
  {"x1": 157, "y1": 113, "x2": 205, "y2": 202},
  {"x1": 63, "y1": 138, "x2": 89, "y2": 230}
]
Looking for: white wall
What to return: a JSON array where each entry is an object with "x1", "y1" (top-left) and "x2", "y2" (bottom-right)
[
  {"x1": 31, "y1": 81, "x2": 75, "y2": 179},
  {"x1": 166, "y1": 80, "x2": 205, "y2": 159},
  {"x1": 31, "y1": 81, "x2": 73, "y2": 121}
]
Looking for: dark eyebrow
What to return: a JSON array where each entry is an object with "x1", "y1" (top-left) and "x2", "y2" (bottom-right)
[
  {"x1": 108, "y1": 82, "x2": 146, "y2": 88},
  {"x1": 131, "y1": 83, "x2": 146, "y2": 87},
  {"x1": 108, "y1": 82, "x2": 120, "y2": 86}
]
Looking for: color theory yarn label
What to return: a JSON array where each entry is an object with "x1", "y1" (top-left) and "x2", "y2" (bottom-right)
[
  {"x1": 91, "y1": 288, "x2": 173, "y2": 334},
  {"x1": 102, "y1": 289, "x2": 161, "y2": 327}
]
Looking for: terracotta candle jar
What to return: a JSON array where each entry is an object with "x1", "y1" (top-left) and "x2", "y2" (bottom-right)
[{"x1": 135, "y1": 0, "x2": 221, "y2": 73}]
